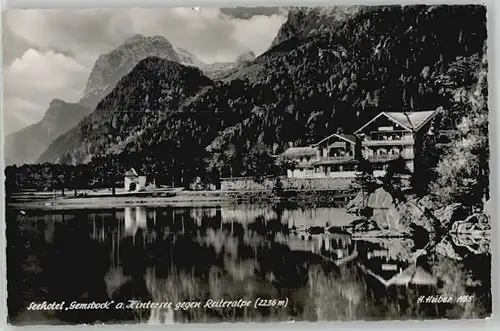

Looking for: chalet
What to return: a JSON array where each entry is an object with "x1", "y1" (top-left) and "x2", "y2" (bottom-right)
[
  {"x1": 280, "y1": 134, "x2": 359, "y2": 179},
  {"x1": 354, "y1": 108, "x2": 440, "y2": 177},
  {"x1": 280, "y1": 146, "x2": 318, "y2": 178},
  {"x1": 311, "y1": 133, "x2": 359, "y2": 177},
  {"x1": 124, "y1": 167, "x2": 147, "y2": 192},
  {"x1": 279, "y1": 107, "x2": 440, "y2": 179}
]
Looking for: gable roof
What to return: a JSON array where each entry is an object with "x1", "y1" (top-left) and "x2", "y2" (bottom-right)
[
  {"x1": 313, "y1": 133, "x2": 357, "y2": 146},
  {"x1": 124, "y1": 167, "x2": 142, "y2": 177},
  {"x1": 280, "y1": 146, "x2": 317, "y2": 158},
  {"x1": 354, "y1": 109, "x2": 440, "y2": 134},
  {"x1": 385, "y1": 111, "x2": 438, "y2": 131}
]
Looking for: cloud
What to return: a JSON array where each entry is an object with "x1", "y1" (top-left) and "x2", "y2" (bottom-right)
[
  {"x1": 2, "y1": 7, "x2": 287, "y2": 132},
  {"x1": 3, "y1": 49, "x2": 89, "y2": 134}
]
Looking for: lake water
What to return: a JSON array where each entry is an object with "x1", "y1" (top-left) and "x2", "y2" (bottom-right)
[{"x1": 6, "y1": 204, "x2": 491, "y2": 324}]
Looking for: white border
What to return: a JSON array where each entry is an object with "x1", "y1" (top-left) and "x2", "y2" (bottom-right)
[{"x1": 0, "y1": 0, "x2": 498, "y2": 330}]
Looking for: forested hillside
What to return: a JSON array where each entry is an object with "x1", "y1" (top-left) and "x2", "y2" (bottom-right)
[
  {"x1": 8, "y1": 5, "x2": 488, "y2": 201},
  {"x1": 38, "y1": 58, "x2": 214, "y2": 164}
]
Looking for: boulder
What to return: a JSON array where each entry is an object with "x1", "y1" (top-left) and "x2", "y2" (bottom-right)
[
  {"x1": 396, "y1": 196, "x2": 434, "y2": 232},
  {"x1": 435, "y1": 232, "x2": 491, "y2": 260},
  {"x1": 450, "y1": 213, "x2": 491, "y2": 234}
]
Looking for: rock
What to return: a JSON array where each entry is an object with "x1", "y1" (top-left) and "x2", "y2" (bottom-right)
[
  {"x1": 435, "y1": 237, "x2": 464, "y2": 260},
  {"x1": 345, "y1": 191, "x2": 364, "y2": 214},
  {"x1": 434, "y1": 203, "x2": 470, "y2": 230},
  {"x1": 347, "y1": 187, "x2": 407, "y2": 230},
  {"x1": 435, "y1": 232, "x2": 491, "y2": 260},
  {"x1": 396, "y1": 197, "x2": 433, "y2": 231},
  {"x1": 450, "y1": 213, "x2": 491, "y2": 234},
  {"x1": 347, "y1": 218, "x2": 380, "y2": 232},
  {"x1": 366, "y1": 187, "x2": 394, "y2": 209}
]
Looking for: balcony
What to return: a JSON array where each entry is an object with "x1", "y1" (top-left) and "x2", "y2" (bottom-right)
[
  {"x1": 320, "y1": 155, "x2": 354, "y2": 161},
  {"x1": 366, "y1": 154, "x2": 413, "y2": 162},
  {"x1": 362, "y1": 139, "x2": 415, "y2": 147}
]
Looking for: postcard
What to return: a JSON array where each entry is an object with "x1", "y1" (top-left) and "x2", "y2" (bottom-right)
[{"x1": 2, "y1": 4, "x2": 491, "y2": 325}]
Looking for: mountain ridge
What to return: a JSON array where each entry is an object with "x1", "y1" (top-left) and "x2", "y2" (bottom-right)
[
  {"x1": 37, "y1": 57, "x2": 215, "y2": 164},
  {"x1": 5, "y1": 34, "x2": 185, "y2": 166}
]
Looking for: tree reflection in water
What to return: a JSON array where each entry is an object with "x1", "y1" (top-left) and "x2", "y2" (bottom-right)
[{"x1": 6, "y1": 205, "x2": 491, "y2": 325}]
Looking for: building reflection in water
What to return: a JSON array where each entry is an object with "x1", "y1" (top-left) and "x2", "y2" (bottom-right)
[{"x1": 7, "y1": 205, "x2": 492, "y2": 324}]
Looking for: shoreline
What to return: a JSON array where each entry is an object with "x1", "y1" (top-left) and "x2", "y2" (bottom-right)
[{"x1": 6, "y1": 189, "x2": 355, "y2": 211}]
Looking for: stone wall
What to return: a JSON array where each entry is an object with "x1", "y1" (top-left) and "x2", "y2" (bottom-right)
[{"x1": 220, "y1": 176, "x2": 353, "y2": 192}]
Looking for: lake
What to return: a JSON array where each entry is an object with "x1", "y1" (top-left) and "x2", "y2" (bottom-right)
[{"x1": 6, "y1": 204, "x2": 492, "y2": 325}]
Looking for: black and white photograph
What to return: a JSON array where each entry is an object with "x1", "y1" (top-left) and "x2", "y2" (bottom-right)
[{"x1": 2, "y1": 4, "x2": 492, "y2": 325}]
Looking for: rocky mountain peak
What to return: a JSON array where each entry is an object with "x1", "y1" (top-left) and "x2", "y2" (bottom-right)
[
  {"x1": 123, "y1": 33, "x2": 148, "y2": 44},
  {"x1": 236, "y1": 50, "x2": 256, "y2": 64},
  {"x1": 271, "y1": 6, "x2": 364, "y2": 47},
  {"x1": 48, "y1": 98, "x2": 66, "y2": 108},
  {"x1": 175, "y1": 47, "x2": 207, "y2": 68},
  {"x1": 83, "y1": 34, "x2": 182, "y2": 104}
]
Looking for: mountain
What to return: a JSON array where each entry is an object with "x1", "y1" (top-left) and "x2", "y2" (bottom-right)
[
  {"x1": 236, "y1": 50, "x2": 256, "y2": 64},
  {"x1": 271, "y1": 6, "x2": 366, "y2": 46},
  {"x1": 82, "y1": 34, "x2": 182, "y2": 107},
  {"x1": 36, "y1": 5, "x2": 487, "y2": 185},
  {"x1": 201, "y1": 50, "x2": 256, "y2": 80},
  {"x1": 176, "y1": 47, "x2": 256, "y2": 80},
  {"x1": 5, "y1": 34, "x2": 183, "y2": 166},
  {"x1": 175, "y1": 47, "x2": 207, "y2": 68},
  {"x1": 206, "y1": 5, "x2": 487, "y2": 175},
  {"x1": 4, "y1": 100, "x2": 91, "y2": 166},
  {"x1": 37, "y1": 58, "x2": 214, "y2": 165}
]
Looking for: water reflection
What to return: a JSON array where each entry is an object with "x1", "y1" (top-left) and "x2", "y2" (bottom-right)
[{"x1": 6, "y1": 205, "x2": 491, "y2": 325}]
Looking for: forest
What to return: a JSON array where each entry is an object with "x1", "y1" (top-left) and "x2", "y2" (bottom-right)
[{"x1": 5, "y1": 5, "x2": 489, "y2": 208}]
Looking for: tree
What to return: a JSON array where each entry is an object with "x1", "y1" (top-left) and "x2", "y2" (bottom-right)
[
  {"x1": 245, "y1": 143, "x2": 275, "y2": 182},
  {"x1": 383, "y1": 156, "x2": 411, "y2": 204},
  {"x1": 209, "y1": 167, "x2": 221, "y2": 190},
  {"x1": 351, "y1": 158, "x2": 376, "y2": 208},
  {"x1": 429, "y1": 53, "x2": 488, "y2": 208},
  {"x1": 106, "y1": 157, "x2": 123, "y2": 196}
]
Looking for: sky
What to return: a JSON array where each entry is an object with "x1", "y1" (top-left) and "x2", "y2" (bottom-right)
[{"x1": 2, "y1": 7, "x2": 287, "y2": 135}]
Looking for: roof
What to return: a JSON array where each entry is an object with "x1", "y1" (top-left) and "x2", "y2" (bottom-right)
[
  {"x1": 280, "y1": 146, "x2": 317, "y2": 158},
  {"x1": 354, "y1": 109, "x2": 440, "y2": 134},
  {"x1": 124, "y1": 167, "x2": 143, "y2": 177},
  {"x1": 314, "y1": 133, "x2": 357, "y2": 146},
  {"x1": 385, "y1": 111, "x2": 437, "y2": 131}
]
